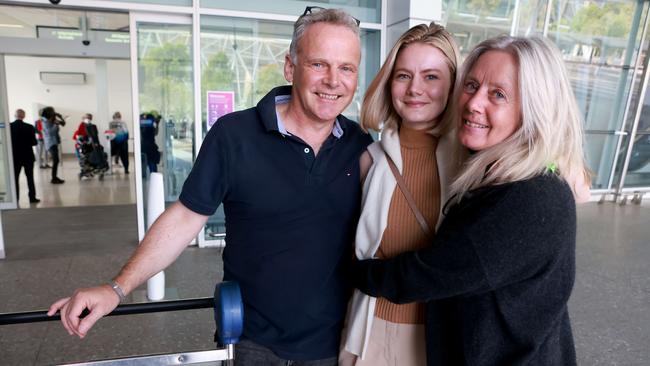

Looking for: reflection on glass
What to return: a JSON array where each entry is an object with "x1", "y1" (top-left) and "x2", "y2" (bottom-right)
[
  {"x1": 547, "y1": 1, "x2": 646, "y2": 129},
  {"x1": 200, "y1": 17, "x2": 292, "y2": 240},
  {"x1": 547, "y1": 1, "x2": 648, "y2": 190},
  {"x1": 442, "y1": 0, "x2": 546, "y2": 55},
  {"x1": 199, "y1": 15, "x2": 379, "y2": 241},
  {"x1": 584, "y1": 133, "x2": 619, "y2": 189},
  {"x1": 615, "y1": 132, "x2": 650, "y2": 188},
  {"x1": 623, "y1": 132, "x2": 650, "y2": 187},
  {"x1": 137, "y1": 23, "x2": 194, "y2": 218},
  {"x1": 200, "y1": 0, "x2": 381, "y2": 23}
]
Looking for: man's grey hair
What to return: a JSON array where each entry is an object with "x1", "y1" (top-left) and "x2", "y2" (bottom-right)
[{"x1": 289, "y1": 8, "x2": 360, "y2": 64}]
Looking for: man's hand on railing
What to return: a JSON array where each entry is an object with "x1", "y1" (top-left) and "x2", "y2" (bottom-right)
[{"x1": 47, "y1": 285, "x2": 120, "y2": 339}]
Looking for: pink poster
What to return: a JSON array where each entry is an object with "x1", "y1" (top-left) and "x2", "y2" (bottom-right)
[{"x1": 207, "y1": 91, "x2": 235, "y2": 130}]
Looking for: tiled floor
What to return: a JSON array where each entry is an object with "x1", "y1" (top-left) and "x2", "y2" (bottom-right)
[
  {"x1": 0, "y1": 204, "x2": 222, "y2": 365},
  {"x1": 14, "y1": 155, "x2": 136, "y2": 209},
  {"x1": 0, "y1": 171, "x2": 648, "y2": 365}
]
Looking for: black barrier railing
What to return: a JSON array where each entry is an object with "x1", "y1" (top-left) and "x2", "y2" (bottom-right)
[{"x1": 0, "y1": 297, "x2": 214, "y2": 326}]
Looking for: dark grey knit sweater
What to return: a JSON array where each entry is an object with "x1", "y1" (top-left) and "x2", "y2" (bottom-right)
[{"x1": 354, "y1": 174, "x2": 577, "y2": 366}]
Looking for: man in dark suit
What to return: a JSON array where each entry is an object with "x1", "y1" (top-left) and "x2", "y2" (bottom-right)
[{"x1": 11, "y1": 109, "x2": 40, "y2": 204}]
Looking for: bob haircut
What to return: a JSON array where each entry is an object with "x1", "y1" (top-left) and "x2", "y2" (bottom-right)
[
  {"x1": 450, "y1": 35, "x2": 590, "y2": 201},
  {"x1": 360, "y1": 22, "x2": 460, "y2": 136},
  {"x1": 289, "y1": 8, "x2": 360, "y2": 65}
]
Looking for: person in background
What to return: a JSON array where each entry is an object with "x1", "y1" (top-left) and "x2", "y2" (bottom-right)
[
  {"x1": 10, "y1": 109, "x2": 40, "y2": 204},
  {"x1": 73, "y1": 113, "x2": 93, "y2": 159},
  {"x1": 139, "y1": 112, "x2": 160, "y2": 174},
  {"x1": 41, "y1": 106, "x2": 65, "y2": 184},
  {"x1": 35, "y1": 111, "x2": 50, "y2": 169},
  {"x1": 352, "y1": 35, "x2": 591, "y2": 366},
  {"x1": 109, "y1": 111, "x2": 129, "y2": 174},
  {"x1": 340, "y1": 22, "x2": 461, "y2": 366}
]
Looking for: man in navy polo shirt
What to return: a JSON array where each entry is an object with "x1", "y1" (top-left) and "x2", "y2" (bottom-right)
[{"x1": 49, "y1": 8, "x2": 372, "y2": 366}]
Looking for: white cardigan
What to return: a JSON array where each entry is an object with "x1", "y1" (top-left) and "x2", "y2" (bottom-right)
[{"x1": 342, "y1": 126, "x2": 457, "y2": 359}]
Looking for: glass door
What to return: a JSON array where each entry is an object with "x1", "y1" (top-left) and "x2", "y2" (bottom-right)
[{"x1": 130, "y1": 13, "x2": 194, "y2": 240}]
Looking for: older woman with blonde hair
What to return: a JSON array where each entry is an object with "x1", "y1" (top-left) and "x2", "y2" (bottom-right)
[
  {"x1": 340, "y1": 22, "x2": 461, "y2": 365},
  {"x1": 352, "y1": 35, "x2": 590, "y2": 365}
]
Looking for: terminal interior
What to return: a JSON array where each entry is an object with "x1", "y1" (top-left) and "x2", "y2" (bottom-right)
[{"x1": 0, "y1": 1, "x2": 648, "y2": 365}]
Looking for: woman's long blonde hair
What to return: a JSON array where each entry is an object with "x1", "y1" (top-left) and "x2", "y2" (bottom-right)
[
  {"x1": 360, "y1": 22, "x2": 460, "y2": 135},
  {"x1": 450, "y1": 36, "x2": 590, "y2": 201}
]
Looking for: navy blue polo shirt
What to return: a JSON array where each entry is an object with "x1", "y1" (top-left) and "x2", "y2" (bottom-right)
[{"x1": 179, "y1": 85, "x2": 373, "y2": 360}]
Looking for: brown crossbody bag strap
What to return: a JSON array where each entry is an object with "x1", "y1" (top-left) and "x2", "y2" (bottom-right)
[{"x1": 383, "y1": 150, "x2": 432, "y2": 237}]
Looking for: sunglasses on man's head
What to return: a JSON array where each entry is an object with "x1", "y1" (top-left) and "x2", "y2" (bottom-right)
[{"x1": 302, "y1": 6, "x2": 361, "y2": 26}]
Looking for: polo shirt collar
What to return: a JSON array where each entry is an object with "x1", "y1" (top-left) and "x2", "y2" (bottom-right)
[{"x1": 260, "y1": 85, "x2": 345, "y2": 139}]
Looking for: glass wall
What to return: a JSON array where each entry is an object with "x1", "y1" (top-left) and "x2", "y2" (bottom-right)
[
  {"x1": 548, "y1": 0, "x2": 648, "y2": 190},
  {"x1": 443, "y1": 0, "x2": 548, "y2": 53},
  {"x1": 615, "y1": 43, "x2": 650, "y2": 188},
  {"x1": 199, "y1": 15, "x2": 380, "y2": 243},
  {"x1": 624, "y1": 131, "x2": 650, "y2": 187},
  {"x1": 443, "y1": 0, "x2": 650, "y2": 192}
]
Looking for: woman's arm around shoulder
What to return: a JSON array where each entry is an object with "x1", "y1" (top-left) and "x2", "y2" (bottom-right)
[{"x1": 359, "y1": 150, "x2": 373, "y2": 184}]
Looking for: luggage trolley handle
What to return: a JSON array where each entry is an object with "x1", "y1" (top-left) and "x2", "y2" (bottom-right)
[{"x1": 0, "y1": 282, "x2": 244, "y2": 366}]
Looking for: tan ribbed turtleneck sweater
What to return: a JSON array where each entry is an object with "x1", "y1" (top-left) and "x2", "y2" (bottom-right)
[{"x1": 375, "y1": 124, "x2": 440, "y2": 324}]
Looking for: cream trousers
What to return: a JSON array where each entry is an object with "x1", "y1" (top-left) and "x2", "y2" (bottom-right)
[{"x1": 339, "y1": 317, "x2": 426, "y2": 366}]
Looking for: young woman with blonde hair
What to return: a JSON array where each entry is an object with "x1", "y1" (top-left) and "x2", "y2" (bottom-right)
[
  {"x1": 340, "y1": 22, "x2": 461, "y2": 365},
  {"x1": 352, "y1": 35, "x2": 590, "y2": 365}
]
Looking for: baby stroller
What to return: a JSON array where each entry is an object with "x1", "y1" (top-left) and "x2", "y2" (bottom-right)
[{"x1": 77, "y1": 124, "x2": 109, "y2": 180}]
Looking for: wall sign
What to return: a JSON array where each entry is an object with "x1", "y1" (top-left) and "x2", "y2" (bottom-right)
[{"x1": 207, "y1": 91, "x2": 235, "y2": 130}]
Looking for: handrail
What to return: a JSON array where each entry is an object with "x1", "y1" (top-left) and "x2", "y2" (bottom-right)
[{"x1": 0, "y1": 297, "x2": 213, "y2": 326}]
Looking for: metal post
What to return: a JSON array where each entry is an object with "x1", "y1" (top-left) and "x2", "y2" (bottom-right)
[
  {"x1": 605, "y1": 0, "x2": 647, "y2": 193},
  {"x1": 616, "y1": 4, "x2": 650, "y2": 195},
  {"x1": 542, "y1": 0, "x2": 553, "y2": 37}
]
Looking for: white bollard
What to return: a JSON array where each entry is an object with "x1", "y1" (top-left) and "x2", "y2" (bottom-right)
[
  {"x1": 146, "y1": 172, "x2": 165, "y2": 300},
  {"x1": 147, "y1": 271, "x2": 165, "y2": 301}
]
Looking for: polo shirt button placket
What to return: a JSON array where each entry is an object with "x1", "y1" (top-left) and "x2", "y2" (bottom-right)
[{"x1": 304, "y1": 147, "x2": 310, "y2": 154}]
